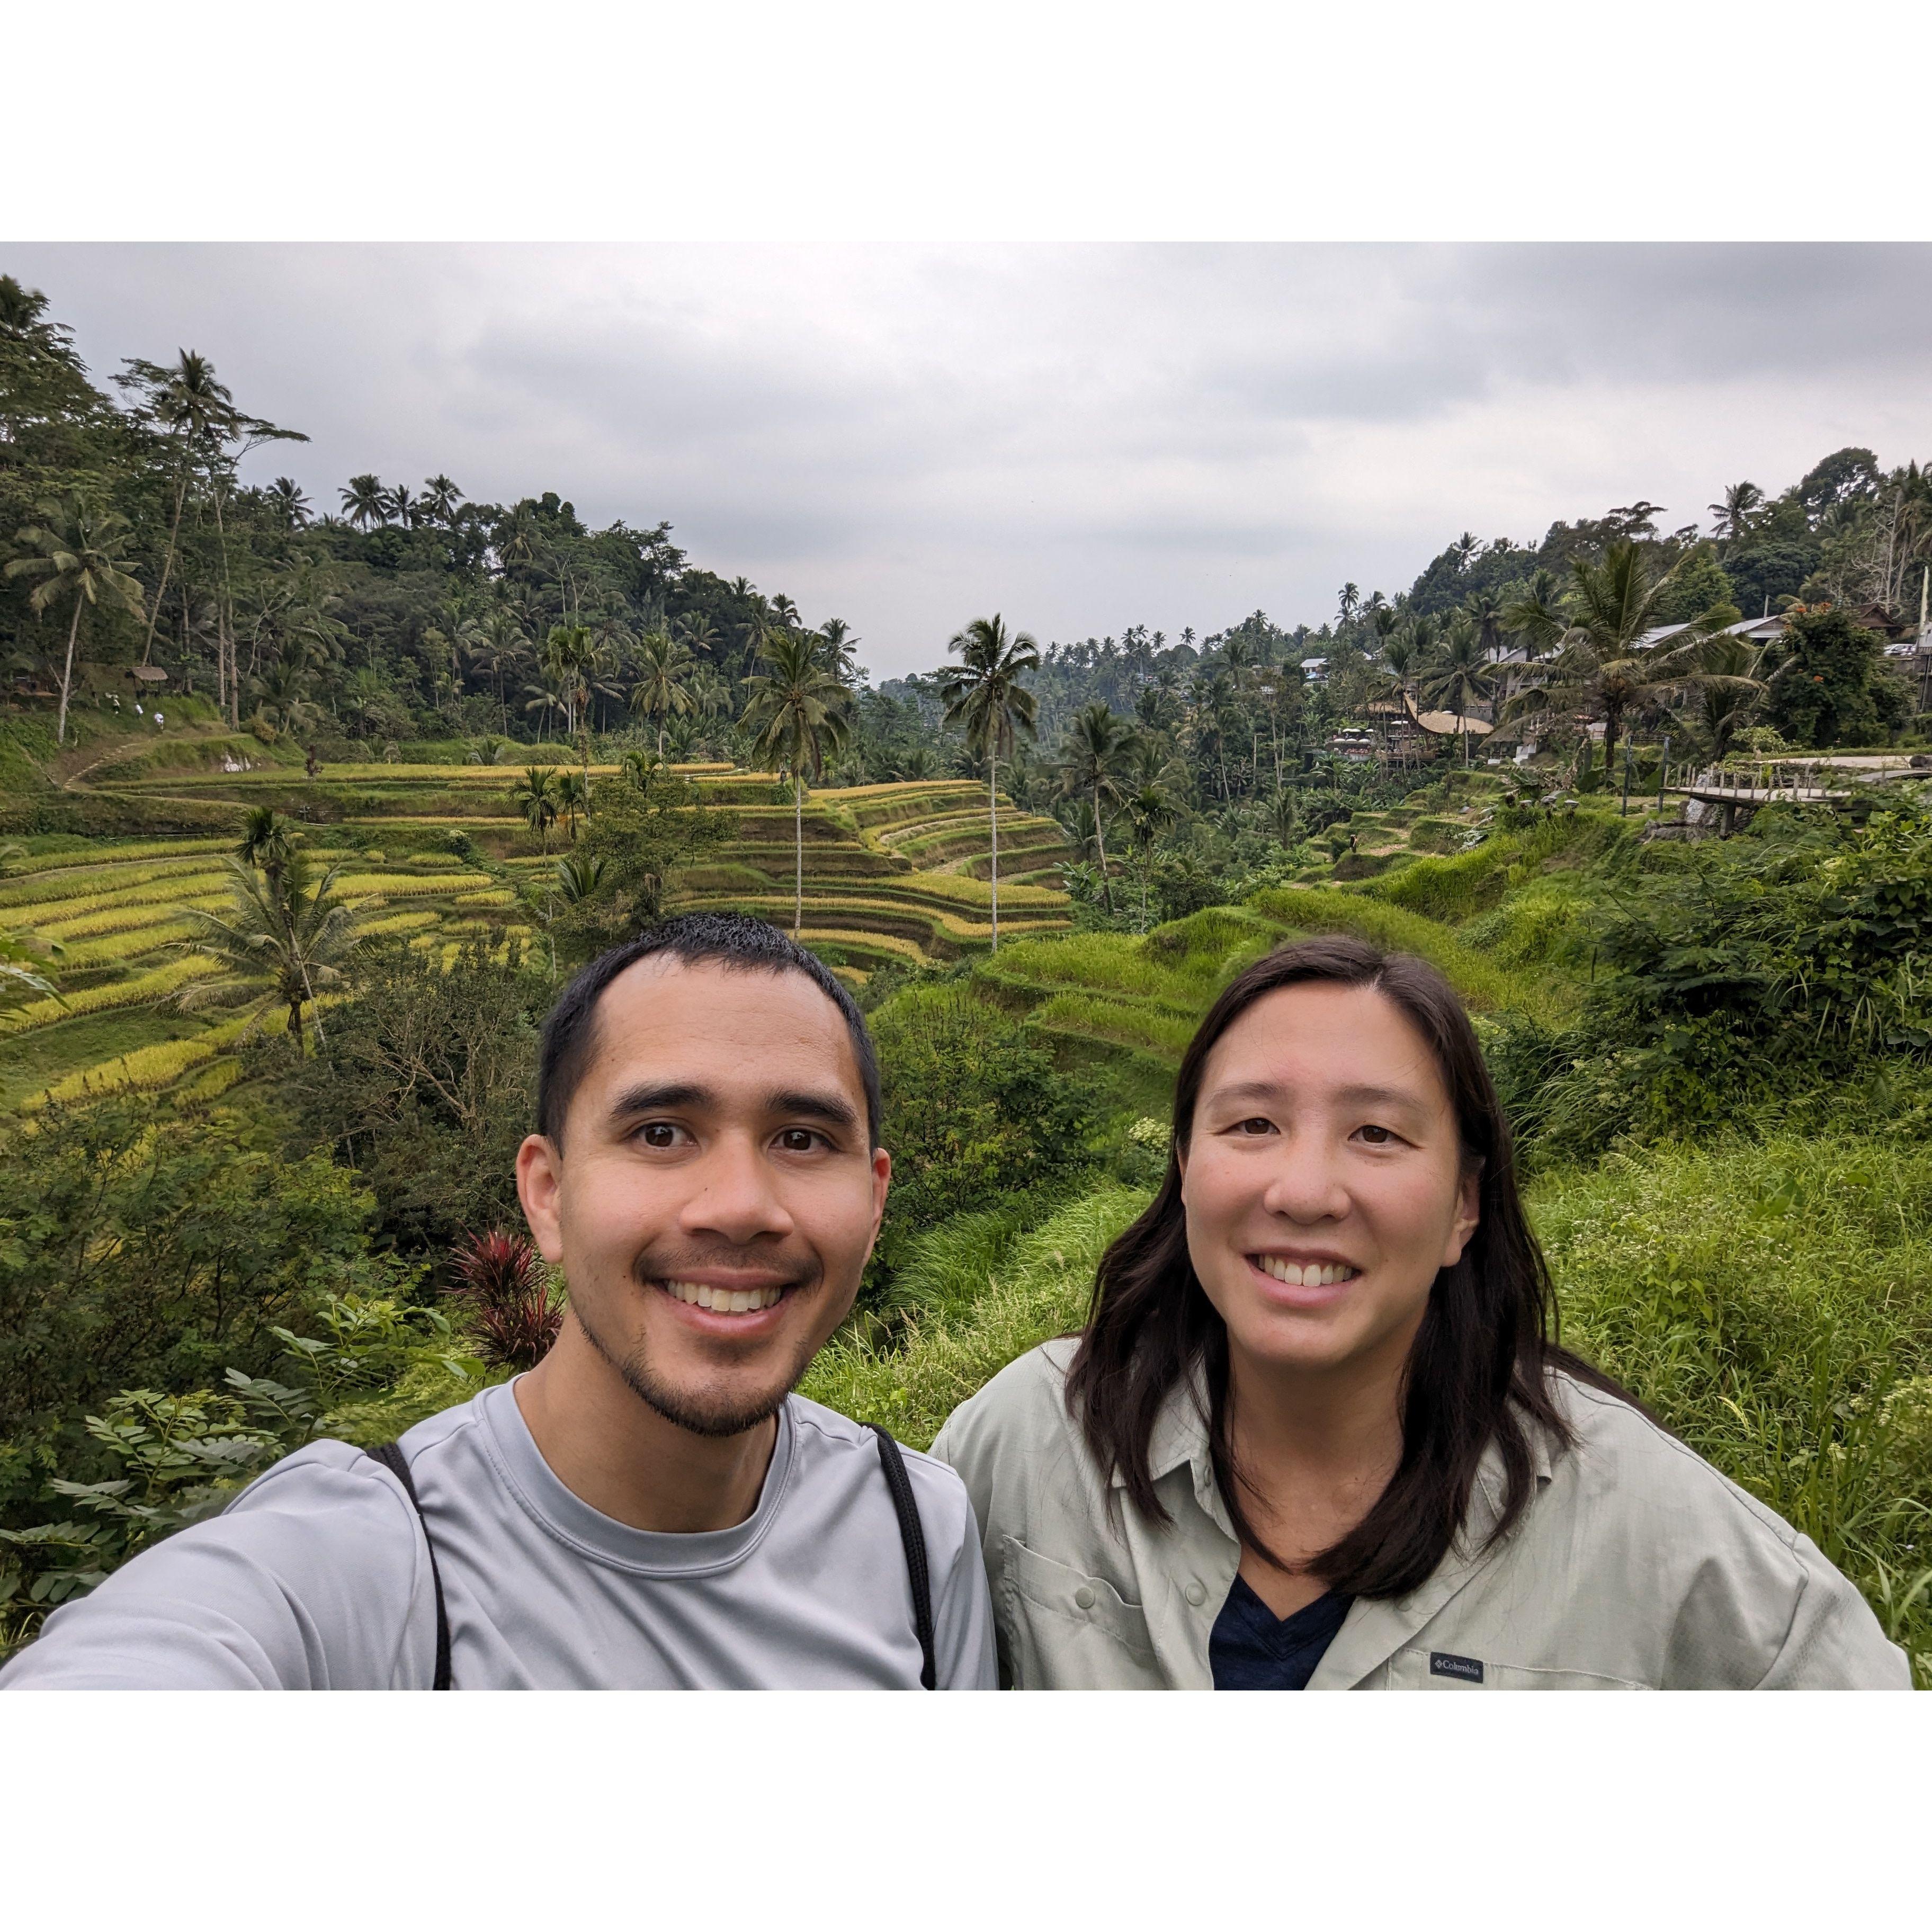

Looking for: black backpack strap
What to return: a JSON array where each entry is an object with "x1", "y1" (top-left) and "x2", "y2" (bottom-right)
[
  {"x1": 368, "y1": 1441, "x2": 453, "y2": 1690},
  {"x1": 869, "y1": 1425, "x2": 936, "y2": 1689}
]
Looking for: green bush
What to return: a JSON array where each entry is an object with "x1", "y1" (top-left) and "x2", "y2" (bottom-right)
[
  {"x1": 868, "y1": 986, "x2": 1102, "y2": 1288},
  {"x1": 1535, "y1": 1133, "x2": 1932, "y2": 1677}
]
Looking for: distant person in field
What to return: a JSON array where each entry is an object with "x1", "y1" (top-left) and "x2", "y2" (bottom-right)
[
  {"x1": 934, "y1": 937, "x2": 1909, "y2": 1690},
  {"x1": 4, "y1": 916, "x2": 995, "y2": 1690}
]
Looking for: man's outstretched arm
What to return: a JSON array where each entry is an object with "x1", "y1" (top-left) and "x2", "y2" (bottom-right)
[{"x1": 1, "y1": 1445, "x2": 433, "y2": 1691}]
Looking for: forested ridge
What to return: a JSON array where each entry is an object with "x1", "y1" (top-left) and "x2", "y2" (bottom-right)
[{"x1": 5, "y1": 270, "x2": 1932, "y2": 1684}]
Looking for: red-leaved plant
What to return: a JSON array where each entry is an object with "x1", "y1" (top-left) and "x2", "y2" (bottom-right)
[{"x1": 449, "y1": 1229, "x2": 561, "y2": 1370}]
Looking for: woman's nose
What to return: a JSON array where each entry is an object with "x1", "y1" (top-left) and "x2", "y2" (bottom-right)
[{"x1": 1259, "y1": 1136, "x2": 1351, "y2": 1223}]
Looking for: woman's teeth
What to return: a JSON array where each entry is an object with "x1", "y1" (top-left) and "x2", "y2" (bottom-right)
[
  {"x1": 664, "y1": 1280, "x2": 784, "y2": 1313},
  {"x1": 1257, "y1": 1258, "x2": 1358, "y2": 1287}
]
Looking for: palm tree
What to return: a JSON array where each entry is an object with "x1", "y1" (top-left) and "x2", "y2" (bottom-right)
[
  {"x1": 236, "y1": 807, "x2": 299, "y2": 891},
  {"x1": 1501, "y1": 570, "x2": 1567, "y2": 663},
  {"x1": 1421, "y1": 615, "x2": 1496, "y2": 764},
  {"x1": 630, "y1": 627, "x2": 697, "y2": 759},
  {"x1": 386, "y1": 483, "x2": 419, "y2": 530},
  {"x1": 266, "y1": 477, "x2": 310, "y2": 529},
  {"x1": 542, "y1": 622, "x2": 595, "y2": 749},
  {"x1": 936, "y1": 614, "x2": 1040, "y2": 951},
  {"x1": 122, "y1": 351, "x2": 232, "y2": 667},
  {"x1": 553, "y1": 851, "x2": 608, "y2": 902},
  {"x1": 1677, "y1": 633, "x2": 1768, "y2": 763},
  {"x1": 521, "y1": 674, "x2": 568, "y2": 740},
  {"x1": 512, "y1": 766, "x2": 561, "y2": 855},
  {"x1": 340, "y1": 475, "x2": 388, "y2": 531},
  {"x1": 1058, "y1": 702, "x2": 1133, "y2": 914},
  {"x1": 1505, "y1": 541, "x2": 1715, "y2": 772},
  {"x1": 816, "y1": 617, "x2": 862, "y2": 683},
  {"x1": 173, "y1": 849, "x2": 362, "y2": 1050},
  {"x1": 1123, "y1": 775, "x2": 1179, "y2": 932},
  {"x1": 422, "y1": 475, "x2": 464, "y2": 525},
  {"x1": 1709, "y1": 481, "x2": 1765, "y2": 547},
  {"x1": 5, "y1": 493, "x2": 146, "y2": 744},
  {"x1": 741, "y1": 631, "x2": 852, "y2": 934},
  {"x1": 553, "y1": 768, "x2": 588, "y2": 842}
]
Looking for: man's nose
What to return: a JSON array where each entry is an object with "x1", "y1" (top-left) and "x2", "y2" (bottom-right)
[
  {"x1": 1259, "y1": 1132, "x2": 1352, "y2": 1223},
  {"x1": 679, "y1": 1133, "x2": 796, "y2": 1244}
]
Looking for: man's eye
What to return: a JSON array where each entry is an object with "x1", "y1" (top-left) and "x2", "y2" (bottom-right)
[
  {"x1": 638, "y1": 1123, "x2": 683, "y2": 1149},
  {"x1": 776, "y1": 1128, "x2": 822, "y2": 1153}
]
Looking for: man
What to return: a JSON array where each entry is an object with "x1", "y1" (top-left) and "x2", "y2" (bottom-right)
[{"x1": 3, "y1": 915, "x2": 995, "y2": 1689}]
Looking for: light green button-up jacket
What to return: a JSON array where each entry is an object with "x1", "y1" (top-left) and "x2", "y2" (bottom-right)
[{"x1": 929, "y1": 1338, "x2": 1911, "y2": 1690}]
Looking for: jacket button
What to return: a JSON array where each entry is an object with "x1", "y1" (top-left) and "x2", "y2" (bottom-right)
[
  {"x1": 1185, "y1": 1581, "x2": 1208, "y2": 1606},
  {"x1": 1073, "y1": 1585, "x2": 1096, "y2": 1609}
]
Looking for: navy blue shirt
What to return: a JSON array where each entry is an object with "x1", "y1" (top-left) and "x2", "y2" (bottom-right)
[{"x1": 1210, "y1": 1575, "x2": 1352, "y2": 1689}]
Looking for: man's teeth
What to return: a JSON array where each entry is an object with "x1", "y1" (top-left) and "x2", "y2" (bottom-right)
[
  {"x1": 1258, "y1": 1258, "x2": 1359, "y2": 1287},
  {"x1": 664, "y1": 1281, "x2": 785, "y2": 1312}
]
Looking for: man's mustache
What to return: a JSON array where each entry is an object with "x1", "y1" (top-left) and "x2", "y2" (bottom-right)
[{"x1": 630, "y1": 1244, "x2": 824, "y2": 1295}]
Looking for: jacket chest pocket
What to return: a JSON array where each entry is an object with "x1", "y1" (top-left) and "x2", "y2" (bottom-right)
[
  {"x1": 1383, "y1": 1647, "x2": 1648, "y2": 1691},
  {"x1": 998, "y1": 1536, "x2": 1162, "y2": 1689}
]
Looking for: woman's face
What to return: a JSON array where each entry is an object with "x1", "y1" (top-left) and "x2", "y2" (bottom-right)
[{"x1": 1179, "y1": 981, "x2": 1480, "y2": 1382}]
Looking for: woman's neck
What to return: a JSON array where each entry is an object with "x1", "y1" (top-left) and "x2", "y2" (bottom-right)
[{"x1": 1220, "y1": 1316, "x2": 1420, "y2": 1609}]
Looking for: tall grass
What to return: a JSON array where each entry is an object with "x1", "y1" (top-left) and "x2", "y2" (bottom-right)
[
  {"x1": 801, "y1": 1185, "x2": 1149, "y2": 1444},
  {"x1": 1251, "y1": 886, "x2": 1570, "y2": 1023},
  {"x1": 1536, "y1": 1133, "x2": 1932, "y2": 1680},
  {"x1": 1027, "y1": 991, "x2": 1200, "y2": 1062}
]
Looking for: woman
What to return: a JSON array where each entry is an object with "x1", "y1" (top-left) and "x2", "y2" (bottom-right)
[{"x1": 932, "y1": 937, "x2": 1908, "y2": 1689}]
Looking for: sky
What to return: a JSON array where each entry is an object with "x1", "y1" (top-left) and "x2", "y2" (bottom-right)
[{"x1": 10, "y1": 243, "x2": 1932, "y2": 682}]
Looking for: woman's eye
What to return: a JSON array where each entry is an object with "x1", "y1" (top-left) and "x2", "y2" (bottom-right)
[
  {"x1": 1355, "y1": 1124, "x2": 1396, "y2": 1145},
  {"x1": 1236, "y1": 1117, "x2": 1277, "y2": 1137}
]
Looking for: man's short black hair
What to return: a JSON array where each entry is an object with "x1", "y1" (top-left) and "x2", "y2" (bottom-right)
[{"x1": 536, "y1": 914, "x2": 882, "y2": 1149}]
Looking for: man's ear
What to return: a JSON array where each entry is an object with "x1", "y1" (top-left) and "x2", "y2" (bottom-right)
[
  {"x1": 868, "y1": 1146, "x2": 892, "y2": 1247},
  {"x1": 516, "y1": 1134, "x2": 566, "y2": 1265}
]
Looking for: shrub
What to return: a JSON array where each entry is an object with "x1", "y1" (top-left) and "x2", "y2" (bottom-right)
[
  {"x1": 867, "y1": 986, "x2": 1102, "y2": 1290},
  {"x1": 450, "y1": 1230, "x2": 561, "y2": 1370}
]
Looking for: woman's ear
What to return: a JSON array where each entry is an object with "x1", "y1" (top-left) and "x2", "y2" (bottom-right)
[{"x1": 1442, "y1": 1162, "x2": 1481, "y2": 1269}]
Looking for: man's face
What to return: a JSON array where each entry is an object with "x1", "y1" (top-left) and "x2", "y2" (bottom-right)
[{"x1": 516, "y1": 958, "x2": 890, "y2": 1438}]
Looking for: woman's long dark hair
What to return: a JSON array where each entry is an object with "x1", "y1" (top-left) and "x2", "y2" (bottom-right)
[{"x1": 1064, "y1": 934, "x2": 1624, "y2": 1600}]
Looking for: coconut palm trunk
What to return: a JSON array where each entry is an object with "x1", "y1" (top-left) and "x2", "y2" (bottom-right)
[
  {"x1": 1092, "y1": 781, "x2": 1113, "y2": 914},
  {"x1": 140, "y1": 465, "x2": 191, "y2": 667},
  {"x1": 988, "y1": 750, "x2": 1000, "y2": 951},
  {"x1": 54, "y1": 596, "x2": 83, "y2": 746}
]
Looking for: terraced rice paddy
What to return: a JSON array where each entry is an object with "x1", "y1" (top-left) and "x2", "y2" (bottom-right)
[{"x1": 4, "y1": 758, "x2": 1075, "y2": 1109}]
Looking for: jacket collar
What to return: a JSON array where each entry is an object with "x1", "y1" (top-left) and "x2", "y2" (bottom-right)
[
  {"x1": 1308, "y1": 1411, "x2": 1562, "y2": 1688},
  {"x1": 1123, "y1": 1358, "x2": 1564, "y2": 1672},
  {"x1": 1129, "y1": 1359, "x2": 1233, "y2": 1540}
]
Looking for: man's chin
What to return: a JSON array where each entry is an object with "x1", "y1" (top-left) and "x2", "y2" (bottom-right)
[{"x1": 579, "y1": 1304, "x2": 825, "y2": 1441}]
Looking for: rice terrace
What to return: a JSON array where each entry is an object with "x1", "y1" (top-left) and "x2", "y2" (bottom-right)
[{"x1": 4, "y1": 266, "x2": 1932, "y2": 1682}]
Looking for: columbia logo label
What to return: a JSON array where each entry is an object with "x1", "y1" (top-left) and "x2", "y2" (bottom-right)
[{"x1": 1429, "y1": 1652, "x2": 1484, "y2": 1683}]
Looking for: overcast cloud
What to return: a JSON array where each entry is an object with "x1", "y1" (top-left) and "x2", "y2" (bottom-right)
[{"x1": 8, "y1": 243, "x2": 1931, "y2": 679}]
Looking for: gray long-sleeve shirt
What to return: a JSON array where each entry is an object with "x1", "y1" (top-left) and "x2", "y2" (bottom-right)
[{"x1": 2, "y1": 1380, "x2": 997, "y2": 1689}]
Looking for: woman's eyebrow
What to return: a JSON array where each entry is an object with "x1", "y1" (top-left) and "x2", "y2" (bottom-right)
[{"x1": 1209, "y1": 1078, "x2": 1428, "y2": 1114}]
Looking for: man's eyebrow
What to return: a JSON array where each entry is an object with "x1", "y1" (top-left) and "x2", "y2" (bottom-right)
[
  {"x1": 606, "y1": 1081, "x2": 713, "y2": 1124},
  {"x1": 768, "y1": 1088, "x2": 860, "y2": 1131},
  {"x1": 603, "y1": 1081, "x2": 860, "y2": 1131}
]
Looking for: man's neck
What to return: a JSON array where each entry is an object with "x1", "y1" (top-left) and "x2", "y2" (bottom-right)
[{"x1": 512, "y1": 1319, "x2": 779, "y2": 1534}]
